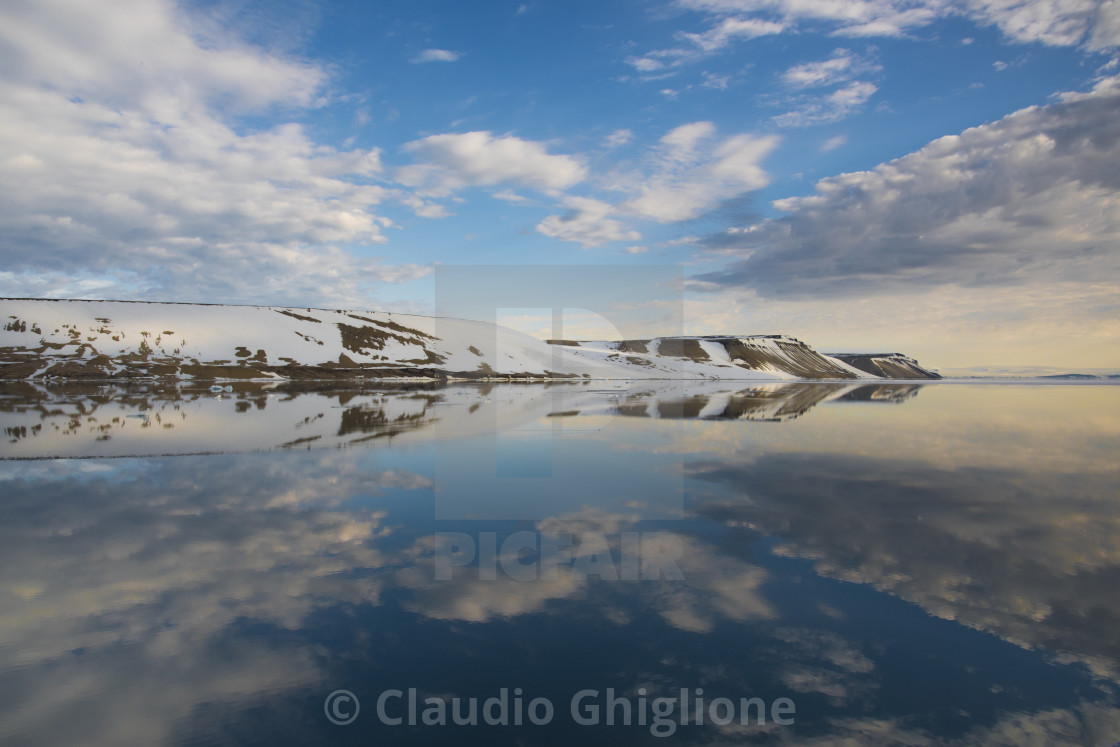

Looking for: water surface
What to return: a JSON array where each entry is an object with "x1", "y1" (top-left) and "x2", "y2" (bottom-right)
[{"x1": 1, "y1": 381, "x2": 1118, "y2": 745}]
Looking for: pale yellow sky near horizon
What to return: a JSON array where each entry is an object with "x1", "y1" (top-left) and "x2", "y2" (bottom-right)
[{"x1": 496, "y1": 279, "x2": 1120, "y2": 371}]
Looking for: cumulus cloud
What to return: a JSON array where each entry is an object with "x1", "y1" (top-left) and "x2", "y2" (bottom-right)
[
  {"x1": 536, "y1": 196, "x2": 642, "y2": 247},
  {"x1": 411, "y1": 48, "x2": 462, "y2": 63},
  {"x1": 0, "y1": 0, "x2": 325, "y2": 113},
  {"x1": 696, "y1": 75, "x2": 1120, "y2": 298},
  {"x1": 397, "y1": 131, "x2": 587, "y2": 198},
  {"x1": 0, "y1": 0, "x2": 425, "y2": 306}
]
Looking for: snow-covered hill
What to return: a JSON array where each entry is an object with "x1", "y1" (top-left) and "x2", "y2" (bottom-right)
[{"x1": 0, "y1": 299, "x2": 934, "y2": 381}]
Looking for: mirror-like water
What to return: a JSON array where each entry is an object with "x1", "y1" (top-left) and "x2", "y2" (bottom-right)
[{"x1": 1, "y1": 382, "x2": 1118, "y2": 745}]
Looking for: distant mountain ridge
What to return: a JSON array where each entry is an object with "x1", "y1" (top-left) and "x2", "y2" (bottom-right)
[{"x1": 1, "y1": 298, "x2": 940, "y2": 381}]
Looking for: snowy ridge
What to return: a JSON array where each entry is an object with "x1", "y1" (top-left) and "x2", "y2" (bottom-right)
[{"x1": 0, "y1": 299, "x2": 935, "y2": 381}]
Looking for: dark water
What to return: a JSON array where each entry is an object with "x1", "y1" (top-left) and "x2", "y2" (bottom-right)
[{"x1": 1, "y1": 381, "x2": 1118, "y2": 745}]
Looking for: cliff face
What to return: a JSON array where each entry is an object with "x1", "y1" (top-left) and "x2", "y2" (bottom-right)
[
  {"x1": 826, "y1": 353, "x2": 941, "y2": 380},
  {"x1": 550, "y1": 335, "x2": 870, "y2": 380},
  {"x1": 1, "y1": 299, "x2": 937, "y2": 381}
]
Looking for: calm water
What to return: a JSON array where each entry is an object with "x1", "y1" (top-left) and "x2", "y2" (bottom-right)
[{"x1": 1, "y1": 381, "x2": 1118, "y2": 745}]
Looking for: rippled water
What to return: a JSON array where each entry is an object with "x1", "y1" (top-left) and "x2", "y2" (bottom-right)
[{"x1": 1, "y1": 381, "x2": 1118, "y2": 745}]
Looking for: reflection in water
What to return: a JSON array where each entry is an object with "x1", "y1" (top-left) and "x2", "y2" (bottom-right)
[
  {"x1": 0, "y1": 382, "x2": 1118, "y2": 745},
  {"x1": 1, "y1": 381, "x2": 924, "y2": 459}
]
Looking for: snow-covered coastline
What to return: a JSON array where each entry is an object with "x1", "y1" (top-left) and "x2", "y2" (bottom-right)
[{"x1": 0, "y1": 298, "x2": 939, "y2": 382}]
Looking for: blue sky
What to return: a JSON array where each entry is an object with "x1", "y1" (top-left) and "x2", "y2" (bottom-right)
[{"x1": 1, "y1": 0, "x2": 1118, "y2": 367}]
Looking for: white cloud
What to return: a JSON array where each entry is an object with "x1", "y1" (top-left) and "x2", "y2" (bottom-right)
[
  {"x1": 774, "y1": 80, "x2": 879, "y2": 126},
  {"x1": 536, "y1": 123, "x2": 779, "y2": 247},
  {"x1": 782, "y1": 51, "x2": 855, "y2": 88},
  {"x1": 411, "y1": 48, "x2": 461, "y2": 63},
  {"x1": 966, "y1": 0, "x2": 1098, "y2": 45},
  {"x1": 618, "y1": 124, "x2": 779, "y2": 222},
  {"x1": 624, "y1": 15, "x2": 784, "y2": 74},
  {"x1": 829, "y1": 80, "x2": 878, "y2": 108},
  {"x1": 776, "y1": 50, "x2": 881, "y2": 128},
  {"x1": 536, "y1": 196, "x2": 642, "y2": 247},
  {"x1": 821, "y1": 134, "x2": 848, "y2": 151},
  {"x1": 397, "y1": 131, "x2": 587, "y2": 198},
  {"x1": 660, "y1": 120, "x2": 718, "y2": 156},
  {"x1": 675, "y1": 0, "x2": 938, "y2": 39},
  {"x1": 0, "y1": 0, "x2": 427, "y2": 306},
  {"x1": 1091, "y1": 0, "x2": 1120, "y2": 48},
  {"x1": 604, "y1": 128, "x2": 634, "y2": 148},
  {"x1": 626, "y1": 55, "x2": 668, "y2": 72},
  {"x1": 0, "y1": 0, "x2": 324, "y2": 114},
  {"x1": 663, "y1": 0, "x2": 1120, "y2": 58},
  {"x1": 677, "y1": 15, "x2": 788, "y2": 51},
  {"x1": 696, "y1": 75, "x2": 1120, "y2": 300},
  {"x1": 701, "y1": 71, "x2": 733, "y2": 89},
  {"x1": 492, "y1": 188, "x2": 530, "y2": 202}
]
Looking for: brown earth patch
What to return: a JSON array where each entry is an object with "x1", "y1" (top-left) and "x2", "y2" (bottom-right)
[
  {"x1": 657, "y1": 396, "x2": 711, "y2": 418},
  {"x1": 616, "y1": 403, "x2": 649, "y2": 417},
  {"x1": 655, "y1": 339, "x2": 709, "y2": 362},
  {"x1": 617, "y1": 340, "x2": 650, "y2": 354},
  {"x1": 346, "y1": 314, "x2": 437, "y2": 341},
  {"x1": 276, "y1": 309, "x2": 322, "y2": 323},
  {"x1": 337, "y1": 322, "x2": 446, "y2": 365},
  {"x1": 278, "y1": 435, "x2": 322, "y2": 448}
]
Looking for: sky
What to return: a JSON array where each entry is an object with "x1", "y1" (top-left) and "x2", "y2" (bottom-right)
[{"x1": 0, "y1": 0, "x2": 1118, "y2": 369}]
